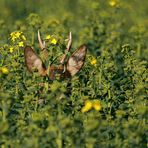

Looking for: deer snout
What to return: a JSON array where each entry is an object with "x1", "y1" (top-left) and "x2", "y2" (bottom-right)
[{"x1": 49, "y1": 65, "x2": 71, "y2": 80}]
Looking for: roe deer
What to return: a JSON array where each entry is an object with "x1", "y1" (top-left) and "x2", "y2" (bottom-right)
[{"x1": 24, "y1": 31, "x2": 87, "y2": 82}]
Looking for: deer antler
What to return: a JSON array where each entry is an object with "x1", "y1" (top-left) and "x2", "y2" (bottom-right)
[
  {"x1": 38, "y1": 30, "x2": 46, "y2": 50},
  {"x1": 66, "y1": 31, "x2": 72, "y2": 52},
  {"x1": 60, "y1": 32, "x2": 72, "y2": 64}
]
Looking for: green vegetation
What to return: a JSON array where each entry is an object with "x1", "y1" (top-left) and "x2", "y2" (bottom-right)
[{"x1": 0, "y1": 0, "x2": 148, "y2": 147}]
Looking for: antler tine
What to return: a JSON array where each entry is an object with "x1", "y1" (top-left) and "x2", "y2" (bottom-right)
[
  {"x1": 60, "y1": 32, "x2": 72, "y2": 64},
  {"x1": 38, "y1": 30, "x2": 46, "y2": 50},
  {"x1": 66, "y1": 31, "x2": 72, "y2": 51}
]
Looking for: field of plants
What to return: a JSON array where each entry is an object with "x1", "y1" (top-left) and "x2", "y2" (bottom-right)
[{"x1": 0, "y1": 0, "x2": 148, "y2": 147}]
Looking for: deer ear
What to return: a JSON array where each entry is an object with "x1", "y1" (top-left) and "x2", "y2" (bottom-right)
[
  {"x1": 67, "y1": 44, "x2": 87, "y2": 76},
  {"x1": 24, "y1": 46, "x2": 47, "y2": 76}
]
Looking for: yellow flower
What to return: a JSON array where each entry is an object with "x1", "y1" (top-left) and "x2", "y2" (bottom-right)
[
  {"x1": 1, "y1": 67, "x2": 9, "y2": 74},
  {"x1": 10, "y1": 35, "x2": 16, "y2": 42},
  {"x1": 15, "y1": 32, "x2": 21, "y2": 38},
  {"x1": 45, "y1": 35, "x2": 51, "y2": 40},
  {"x1": 18, "y1": 41, "x2": 24, "y2": 47},
  {"x1": 81, "y1": 100, "x2": 93, "y2": 113},
  {"x1": 109, "y1": 0, "x2": 117, "y2": 7},
  {"x1": 51, "y1": 38, "x2": 57, "y2": 45},
  {"x1": 10, "y1": 31, "x2": 22, "y2": 42},
  {"x1": 92, "y1": 100, "x2": 102, "y2": 111},
  {"x1": 9, "y1": 47, "x2": 14, "y2": 53},
  {"x1": 91, "y1": 58, "x2": 97, "y2": 66}
]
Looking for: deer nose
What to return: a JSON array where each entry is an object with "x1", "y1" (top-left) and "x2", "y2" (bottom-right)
[{"x1": 49, "y1": 68, "x2": 61, "y2": 80}]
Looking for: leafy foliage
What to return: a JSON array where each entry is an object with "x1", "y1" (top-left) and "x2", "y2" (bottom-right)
[{"x1": 0, "y1": 0, "x2": 148, "y2": 147}]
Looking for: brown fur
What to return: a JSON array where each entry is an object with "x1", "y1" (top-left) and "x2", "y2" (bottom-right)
[{"x1": 24, "y1": 45, "x2": 87, "y2": 81}]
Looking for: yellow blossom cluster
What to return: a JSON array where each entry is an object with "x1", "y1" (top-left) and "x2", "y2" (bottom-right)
[
  {"x1": 9, "y1": 47, "x2": 14, "y2": 53},
  {"x1": 9, "y1": 31, "x2": 26, "y2": 53},
  {"x1": 90, "y1": 58, "x2": 97, "y2": 66},
  {"x1": 0, "y1": 67, "x2": 9, "y2": 74},
  {"x1": 81, "y1": 100, "x2": 102, "y2": 113},
  {"x1": 18, "y1": 41, "x2": 24, "y2": 47},
  {"x1": 10, "y1": 31, "x2": 26, "y2": 42},
  {"x1": 109, "y1": 0, "x2": 118, "y2": 7},
  {"x1": 51, "y1": 38, "x2": 57, "y2": 45},
  {"x1": 45, "y1": 35, "x2": 51, "y2": 40},
  {"x1": 45, "y1": 34, "x2": 58, "y2": 45}
]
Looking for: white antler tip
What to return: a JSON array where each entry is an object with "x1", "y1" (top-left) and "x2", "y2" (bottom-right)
[
  {"x1": 38, "y1": 30, "x2": 40, "y2": 37},
  {"x1": 38, "y1": 30, "x2": 46, "y2": 49},
  {"x1": 69, "y1": 31, "x2": 72, "y2": 39}
]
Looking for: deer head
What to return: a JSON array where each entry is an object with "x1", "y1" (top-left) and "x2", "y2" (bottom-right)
[{"x1": 24, "y1": 31, "x2": 87, "y2": 81}]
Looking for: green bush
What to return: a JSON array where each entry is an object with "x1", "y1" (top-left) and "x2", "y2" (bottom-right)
[{"x1": 0, "y1": 0, "x2": 147, "y2": 147}]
